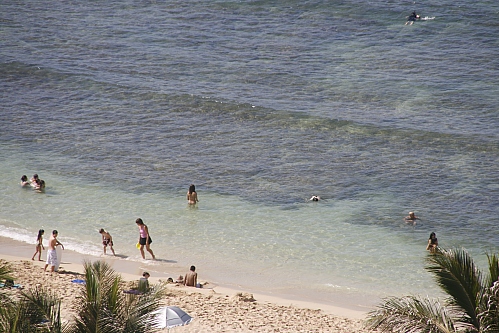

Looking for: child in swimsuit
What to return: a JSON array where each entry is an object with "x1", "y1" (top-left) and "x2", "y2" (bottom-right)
[{"x1": 99, "y1": 228, "x2": 116, "y2": 256}]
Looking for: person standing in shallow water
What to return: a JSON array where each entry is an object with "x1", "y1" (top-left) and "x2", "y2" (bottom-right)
[
  {"x1": 30, "y1": 173, "x2": 39, "y2": 184},
  {"x1": 135, "y1": 218, "x2": 155, "y2": 260},
  {"x1": 426, "y1": 232, "x2": 438, "y2": 253},
  {"x1": 21, "y1": 175, "x2": 30, "y2": 187},
  {"x1": 99, "y1": 228, "x2": 116, "y2": 256},
  {"x1": 187, "y1": 184, "x2": 199, "y2": 205}
]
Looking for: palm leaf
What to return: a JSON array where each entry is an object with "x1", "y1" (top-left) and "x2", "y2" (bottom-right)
[
  {"x1": 21, "y1": 287, "x2": 63, "y2": 333},
  {"x1": 66, "y1": 260, "x2": 166, "y2": 333},
  {"x1": 0, "y1": 286, "x2": 63, "y2": 333},
  {"x1": 480, "y1": 279, "x2": 499, "y2": 333},
  {"x1": 69, "y1": 260, "x2": 122, "y2": 333},
  {"x1": 0, "y1": 261, "x2": 13, "y2": 281},
  {"x1": 484, "y1": 253, "x2": 499, "y2": 290},
  {"x1": 426, "y1": 248, "x2": 484, "y2": 329},
  {"x1": 0, "y1": 261, "x2": 14, "y2": 305},
  {"x1": 366, "y1": 295, "x2": 458, "y2": 333}
]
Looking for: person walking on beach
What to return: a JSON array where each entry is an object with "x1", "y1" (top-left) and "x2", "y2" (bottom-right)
[
  {"x1": 31, "y1": 229, "x2": 45, "y2": 261},
  {"x1": 99, "y1": 228, "x2": 116, "y2": 256},
  {"x1": 184, "y1": 265, "x2": 198, "y2": 287},
  {"x1": 187, "y1": 184, "x2": 199, "y2": 205},
  {"x1": 136, "y1": 218, "x2": 155, "y2": 260},
  {"x1": 44, "y1": 230, "x2": 64, "y2": 272}
]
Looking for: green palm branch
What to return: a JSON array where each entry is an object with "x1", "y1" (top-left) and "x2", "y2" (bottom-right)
[
  {"x1": 0, "y1": 287, "x2": 63, "y2": 333},
  {"x1": 0, "y1": 261, "x2": 13, "y2": 280},
  {"x1": 0, "y1": 261, "x2": 14, "y2": 311},
  {"x1": 0, "y1": 261, "x2": 63, "y2": 333},
  {"x1": 66, "y1": 260, "x2": 166, "y2": 333},
  {"x1": 367, "y1": 248, "x2": 499, "y2": 333},
  {"x1": 479, "y1": 280, "x2": 499, "y2": 332},
  {"x1": 366, "y1": 295, "x2": 458, "y2": 333},
  {"x1": 426, "y1": 248, "x2": 484, "y2": 329}
]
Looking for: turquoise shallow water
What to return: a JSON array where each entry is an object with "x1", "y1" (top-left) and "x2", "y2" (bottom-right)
[{"x1": 1, "y1": 0, "x2": 498, "y2": 309}]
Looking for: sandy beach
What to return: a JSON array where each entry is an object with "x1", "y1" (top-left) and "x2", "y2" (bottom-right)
[{"x1": 0, "y1": 237, "x2": 373, "y2": 332}]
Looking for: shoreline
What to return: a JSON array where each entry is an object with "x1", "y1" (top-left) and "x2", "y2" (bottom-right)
[{"x1": 1, "y1": 236, "x2": 370, "y2": 322}]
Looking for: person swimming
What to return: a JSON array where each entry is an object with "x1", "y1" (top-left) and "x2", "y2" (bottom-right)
[
  {"x1": 404, "y1": 211, "x2": 419, "y2": 223},
  {"x1": 309, "y1": 195, "x2": 321, "y2": 201},
  {"x1": 405, "y1": 11, "x2": 421, "y2": 25}
]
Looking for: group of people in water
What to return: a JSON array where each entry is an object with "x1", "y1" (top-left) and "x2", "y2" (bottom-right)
[{"x1": 21, "y1": 173, "x2": 45, "y2": 191}]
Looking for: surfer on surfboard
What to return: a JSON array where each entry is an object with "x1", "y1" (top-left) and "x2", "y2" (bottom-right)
[{"x1": 405, "y1": 11, "x2": 420, "y2": 25}]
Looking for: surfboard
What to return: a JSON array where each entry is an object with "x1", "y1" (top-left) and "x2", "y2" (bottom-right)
[
  {"x1": 421, "y1": 16, "x2": 435, "y2": 20},
  {"x1": 54, "y1": 246, "x2": 63, "y2": 272}
]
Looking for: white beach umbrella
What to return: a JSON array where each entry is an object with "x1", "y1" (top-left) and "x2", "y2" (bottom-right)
[{"x1": 153, "y1": 306, "x2": 193, "y2": 330}]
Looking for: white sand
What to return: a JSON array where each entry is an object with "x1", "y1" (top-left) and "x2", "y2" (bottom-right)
[{"x1": 0, "y1": 237, "x2": 374, "y2": 332}]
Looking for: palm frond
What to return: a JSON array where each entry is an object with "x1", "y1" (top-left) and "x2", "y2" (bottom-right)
[
  {"x1": 105, "y1": 282, "x2": 167, "y2": 333},
  {"x1": 426, "y1": 248, "x2": 484, "y2": 329},
  {"x1": 0, "y1": 261, "x2": 15, "y2": 304},
  {"x1": 21, "y1": 287, "x2": 63, "y2": 333},
  {"x1": 0, "y1": 287, "x2": 63, "y2": 333},
  {"x1": 366, "y1": 295, "x2": 458, "y2": 333},
  {"x1": 0, "y1": 261, "x2": 14, "y2": 281},
  {"x1": 69, "y1": 260, "x2": 121, "y2": 333},
  {"x1": 66, "y1": 260, "x2": 166, "y2": 333},
  {"x1": 484, "y1": 253, "x2": 499, "y2": 290},
  {"x1": 479, "y1": 280, "x2": 499, "y2": 333}
]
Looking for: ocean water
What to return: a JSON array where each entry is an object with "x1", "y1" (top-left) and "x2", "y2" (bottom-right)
[{"x1": 1, "y1": 0, "x2": 498, "y2": 310}]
